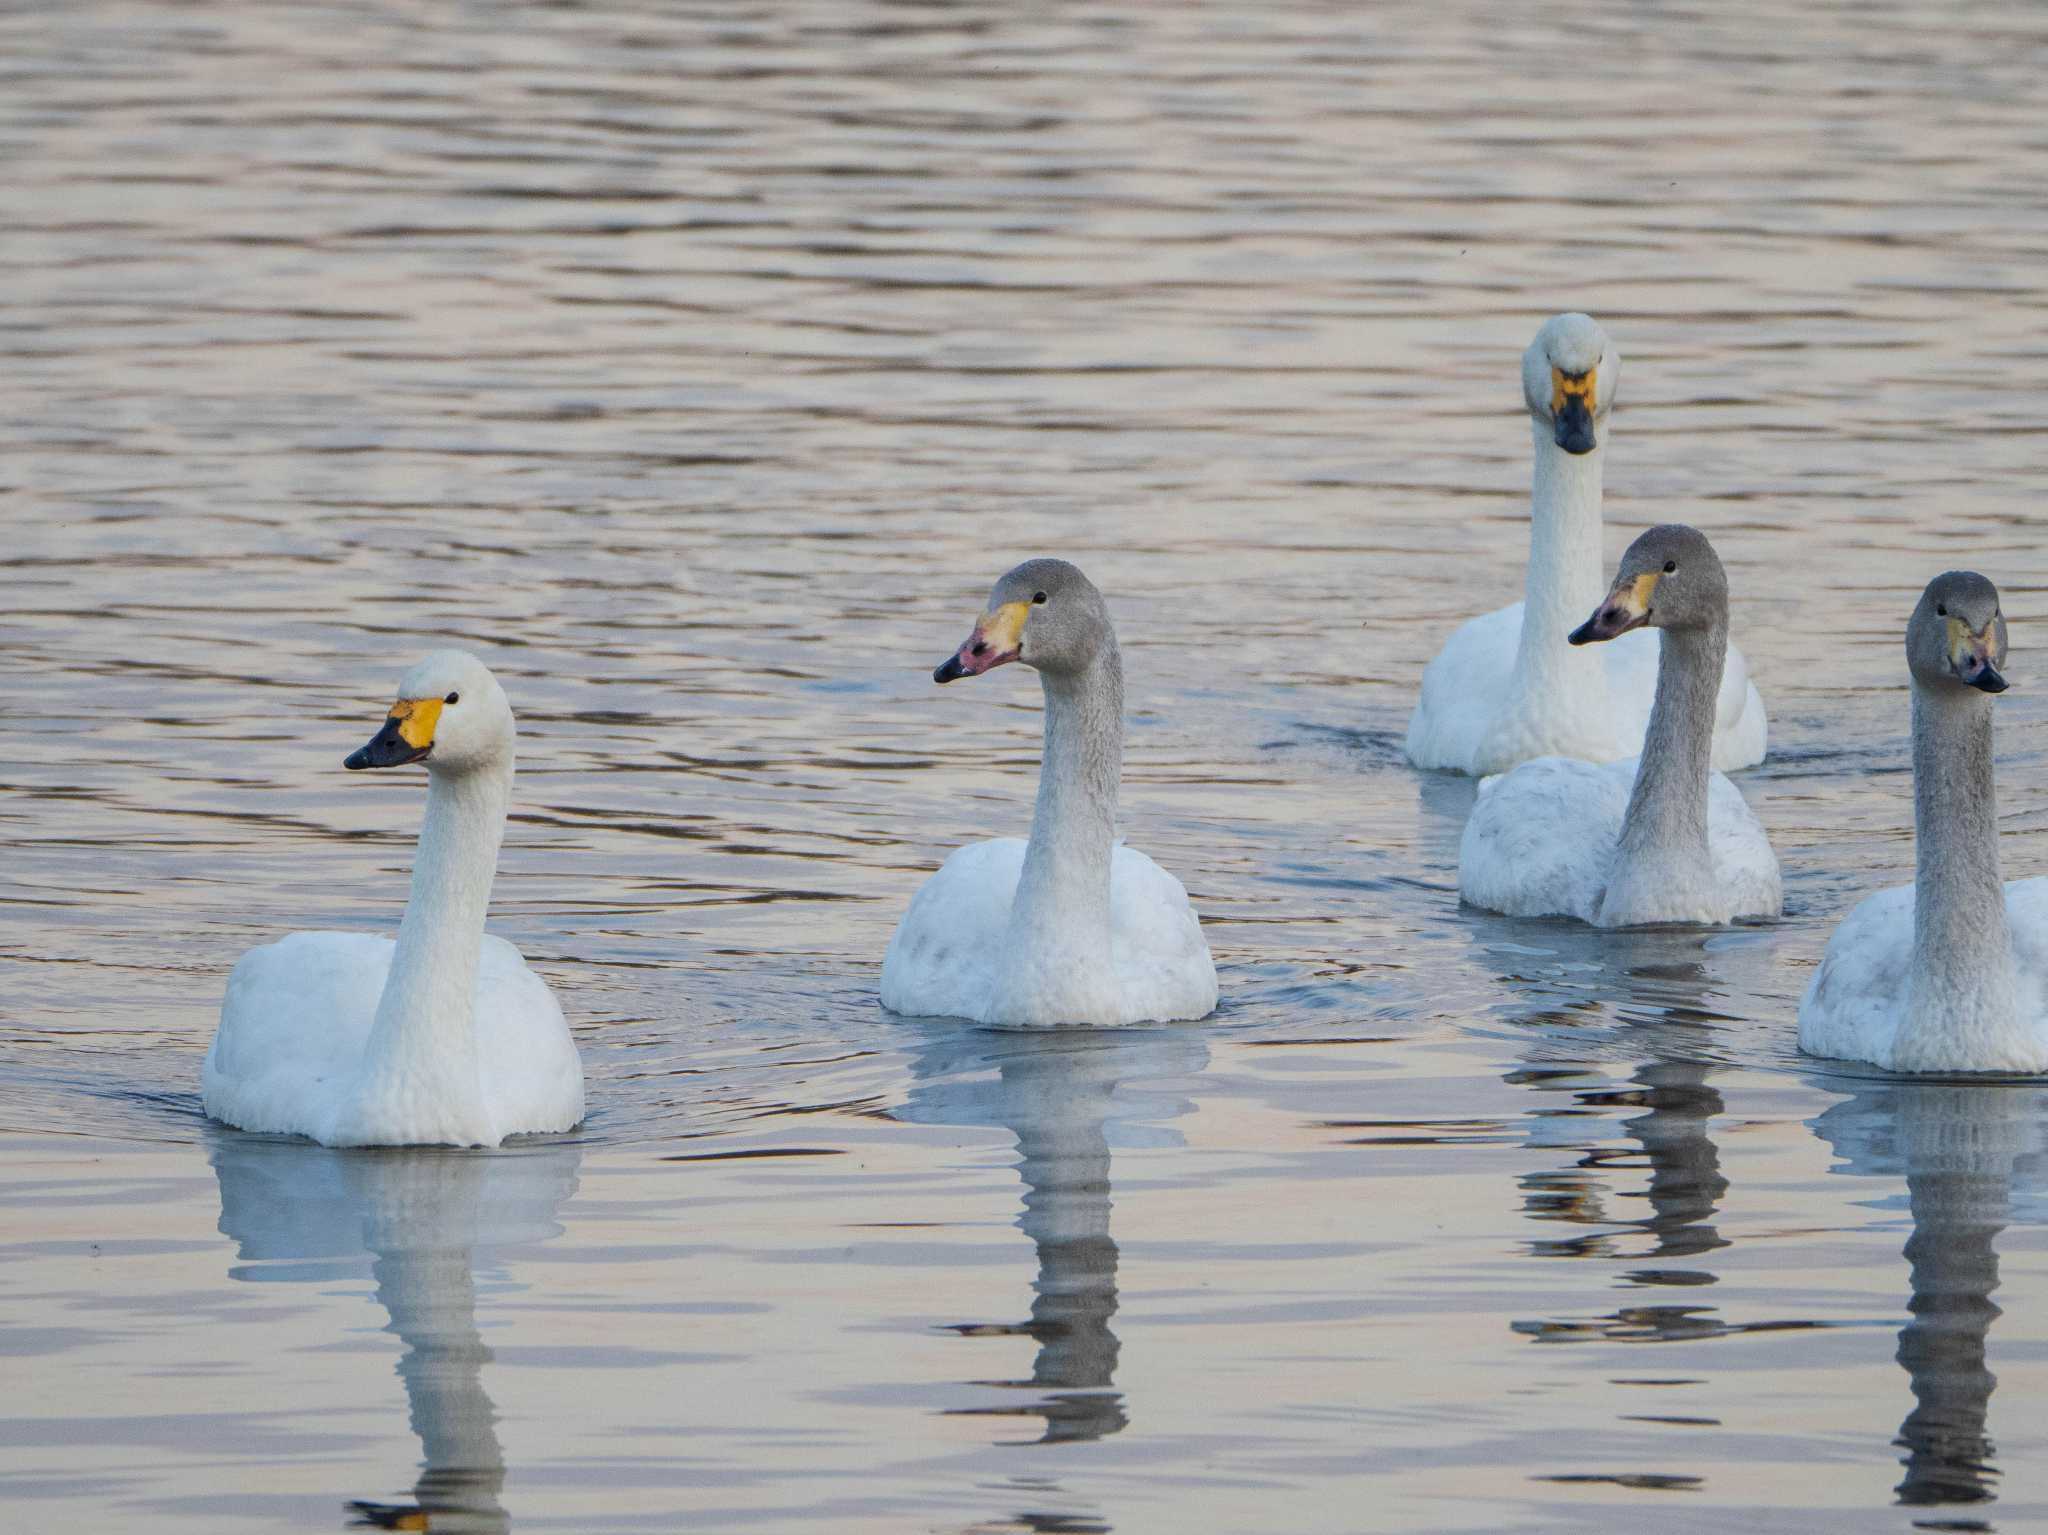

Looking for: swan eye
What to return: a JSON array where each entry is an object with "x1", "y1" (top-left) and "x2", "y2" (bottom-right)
[
  {"x1": 1662, "y1": 560, "x2": 1677, "y2": 574},
  {"x1": 1033, "y1": 591, "x2": 1047, "y2": 604},
  {"x1": 444, "y1": 692, "x2": 460, "y2": 705},
  {"x1": 1937, "y1": 605, "x2": 1946, "y2": 617}
]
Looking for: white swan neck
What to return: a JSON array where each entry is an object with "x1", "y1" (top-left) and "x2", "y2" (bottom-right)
[
  {"x1": 1899, "y1": 686, "x2": 2018, "y2": 1065},
  {"x1": 1005, "y1": 646, "x2": 1122, "y2": 970},
  {"x1": 1509, "y1": 423, "x2": 1609, "y2": 708},
  {"x1": 358, "y1": 756, "x2": 512, "y2": 1136}
]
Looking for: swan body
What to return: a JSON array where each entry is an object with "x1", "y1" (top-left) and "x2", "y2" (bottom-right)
[
  {"x1": 881, "y1": 559, "x2": 1217, "y2": 1028},
  {"x1": 882, "y1": 837, "x2": 1215, "y2": 1027},
  {"x1": 1459, "y1": 525, "x2": 1781, "y2": 927},
  {"x1": 203, "y1": 651, "x2": 584, "y2": 1146},
  {"x1": 1459, "y1": 754, "x2": 1779, "y2": 925},
  {"x1": 1801, "y1": 573, "x2": 2048, "y2": 1073},
  {"x1": 1406, "y1": 313, "x2": 1767, "y2": 777},
  {"x1": 1799, "y1": 879, "x2": 2048, "y2": 1073}
]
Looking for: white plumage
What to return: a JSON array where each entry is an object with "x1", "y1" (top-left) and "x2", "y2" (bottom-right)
[
  {"x1": 206, "y1": 931, "x2": 581, "y2": 1146},
  {"x1": 881, "y1": 837, "x2": 1217, "y2": 1028},
  {"x1": 1458, "y1": 755, "x2": 1780, "y2": 926},
  {"x1": 1799, "y1": 879, "x2": 2048, "y2": 1074}
]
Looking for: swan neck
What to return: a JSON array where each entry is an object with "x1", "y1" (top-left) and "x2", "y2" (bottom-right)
[
  {"x1": 361, "y1": 757, "x2": 512, "y2": 1123},
  {"x1": 1902, "y1": 686, "x2": 2015, "y2": 1057},
  {"x1": 1510, "y1": 423, "x2": 1609, "y2": 705},
  {"x1": 1614, "y1": 622, "x2": 1724, "y2": 864},
  {"x1": 1009, "y1": 648, "x2": 1122, "y2": 955}
]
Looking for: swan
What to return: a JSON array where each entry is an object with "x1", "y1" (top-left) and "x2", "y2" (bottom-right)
[
  {"x1": 1800, "y1": 572, "x2": 2048, "y2": 1073},
  {"x1": 880, "y1": 559, "x2": 1217, "y2": 1028},
  {"x1": 202, "y1": 650, "x2": 584, "y2": 1146},
  {"x1": 1458, "y1": 525, "x2": 1781, "y2": 926},
  {"x1": 1405, "y1": 313, "x2": 1767, "y2": 776}
]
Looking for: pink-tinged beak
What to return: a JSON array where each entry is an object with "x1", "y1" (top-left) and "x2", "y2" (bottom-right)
[{"x1": 933, "y1": 600, "x2": 1029, "y2": 684}]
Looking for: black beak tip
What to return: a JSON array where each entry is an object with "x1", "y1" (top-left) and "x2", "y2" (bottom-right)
[
  {"x1": 1567, "y1": 619, "x2": 1596, "y2": 646},
  {"x1": 1553, "y1": 397, "x2": 1597, "y2": 455},
  {"x1": 343, "y1": 747, "x2": 371, "y2": 771},
  {"x1": 1972, "y1": 666, "x2": 2010, "y2": 694},
  {"x1": 933, "y1": 654, "x2": 966, "y2": 684}
]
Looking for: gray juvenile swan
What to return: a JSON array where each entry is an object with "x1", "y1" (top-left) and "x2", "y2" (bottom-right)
[
  {"x1": 1457, "y1": 525, "x2": 1781, "y2": 926},
  {"x1": 1800, "y1": 572, "x2": 2048, "y2": 1073},
  {"x1": 1405, "y1": 313, "x2": 1768, "y2": 776},
  {"x1": 880, "y1": 559, "x2": 1217, "y2": 1027}
]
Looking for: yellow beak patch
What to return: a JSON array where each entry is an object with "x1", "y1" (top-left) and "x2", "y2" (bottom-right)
[
  {"x1": 387, "y1": 696, "x2": 445, "y2": 750},
  {"x1": 1551, "y1": 365, "x2": 1598, "y2": 418},
  {"x1": 1946, "y1": 616, "x2": 1997, "y2": 668},
  {"x1": 1609, "y1": 569, "x2": 1660, "y2": 620},
  {"x1": 978, "y1": 600, "x2": 1030, "y2": 653}
]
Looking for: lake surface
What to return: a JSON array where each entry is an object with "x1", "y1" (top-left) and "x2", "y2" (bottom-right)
[{"x1": 6, "y1": 1, "x2": 2048, "y2": 1530}]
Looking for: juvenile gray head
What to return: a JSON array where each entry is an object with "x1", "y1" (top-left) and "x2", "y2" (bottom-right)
[
  {"x1": 1569, "y1": 524, "x2": 1727, "y2": 645},
  {"x1": 344, "y1": 650, "x2": 514, "y2": 775},
  {"x1": 1521, "y1": 312, "x2": 1620, "y2": 456},
  {"x1": 1907, "y1": 572, "x2": 2008, "y2": 695},
  {"x1": 934, "y1": 558, "x2": 1116, "y2": 683}
]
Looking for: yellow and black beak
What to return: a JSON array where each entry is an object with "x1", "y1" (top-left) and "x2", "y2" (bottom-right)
[
  {"x1": 344, "y1": 697, "x2": 442, "y2": 770},
  {"x1": 1570, "y1": 570, "x2": 1658, "y2": 646},
  {"x1": 1948, "y1": 617, "x2": 2009, "y2": 694},
  {"x1": 1552, "y1": 366, "x2": 1598, "y2": 455},
  {"x1": 935, "y1": 600, "x2": 1029, "y2": 684}
]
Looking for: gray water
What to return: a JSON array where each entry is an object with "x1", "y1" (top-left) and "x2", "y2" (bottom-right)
[{"x1": 7, "y1": 1, "x2": 2048, "y2": 1530}]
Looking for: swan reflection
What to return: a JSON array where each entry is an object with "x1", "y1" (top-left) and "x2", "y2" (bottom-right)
[
  {"x1": 1492, "y1": 937, "x2": 1764, "y2": 1346},
  {"x1": 209, "y1": 1133, "x2": 581, "y2": 1530},
  {"x1": 895, "y1": 1026, "x2": 1207, "y2": 1444},
  {"x1": 1813, "y1": 1078, "x2": 2048, "y2": 1510}
]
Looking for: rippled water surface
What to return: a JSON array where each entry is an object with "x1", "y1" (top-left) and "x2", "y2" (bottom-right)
[{"x1": 8, "y1": 2, "x2": 2048, "y2": 1530}]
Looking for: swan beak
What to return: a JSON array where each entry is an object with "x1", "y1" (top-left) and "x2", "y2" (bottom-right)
[
  {"x1": 1551, "y1": 367, "x2": 1598, "y2": 454},
  {"x1": 1569, "y1": 571, "x2": 1658, "y2": 645},
  {"x1": 934, "y1": 600, "x2": 1029, "y2": 684},
  {"x1": 344, "y1": 697, "x2": 442, "y2": 770},
  {"x1": 1948, "y1": 619, "x2": 2009, "y2": 693}
]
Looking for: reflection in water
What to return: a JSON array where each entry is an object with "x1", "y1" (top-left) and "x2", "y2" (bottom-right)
[
  {"x1": 1814, "y1": 1080, "x2": 2048, "y2": 1510},
  {"x1": 209, "y1": 1134, "x2": 581, "y2": 1531},
  {"x1": 1498, "y1": 940, "x2": 1757, "y2": 1346},
  {"x1": 895, "y1": 1027, "x2": 1207, "y2": 1446}
]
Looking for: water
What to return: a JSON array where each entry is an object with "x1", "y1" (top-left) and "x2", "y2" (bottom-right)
[{"x1": 6, "y1": 0, "x2": 2048, "y2": 1529}]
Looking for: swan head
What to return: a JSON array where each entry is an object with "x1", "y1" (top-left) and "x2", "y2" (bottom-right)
[
  {"x1": 1522, "y1": 312, "x2": 1618, "y2": 456},
  {"x1": 1569, "y1": 524, "x2": 1725, "y2": 644},
  {"x1": 933, "y1": 558, "x2": 1113, "y2": 683},
  {"x1": 344, "y1": 650, "x2": 514, "y2": 775},
  {"x1": 1908, "y1": 572, "x2": 2008, "y2": 695}
]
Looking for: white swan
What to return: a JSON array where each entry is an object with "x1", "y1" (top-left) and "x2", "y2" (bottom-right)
[
  {"x1": 203, "y1": 651, "x2": 584, "y2": 1146},
  {"x1": 1405, "y1": 313, "x2": 1767, "y2": 776},
  {"x1": 1800, "y1": 573, "x2": 2048, "y2": 1073},
  {"x1": 1458, "y1": 525, "x2": 1781, "y2": 926},
  {"x1": 880, "y1": 559, "x2": 1217, "y2": 1028}
]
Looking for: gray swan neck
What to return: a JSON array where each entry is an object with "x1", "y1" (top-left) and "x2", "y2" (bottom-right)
[
  {"x1": 1010, "y1": 643, "x2": 1123, "y2": 949},
  {"x1": 1900, "y1": 685, "x2": 2015, "y2": 1061},
  {"x1": 1615, "y1": 620, "x2": 1725, "y2": 862}
]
